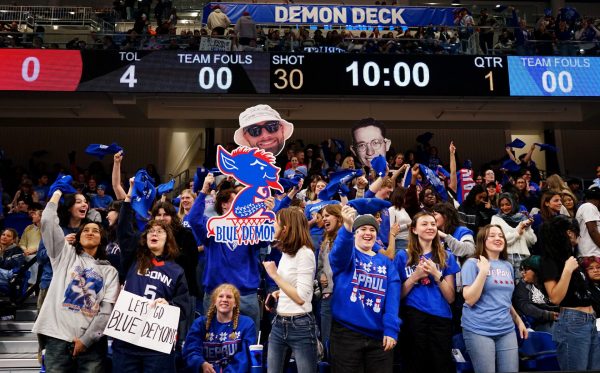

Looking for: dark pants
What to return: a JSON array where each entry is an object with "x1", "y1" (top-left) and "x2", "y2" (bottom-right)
[
  {"x1": 401, "y1": 306, "x2": 454, "y2": 373},
  {"x1": 44, "y1": 335, "x2": 107, "y2": 373},
  {"x1": 112, "y1": 349, "x2": 176, "y2": 373},
  {"x1": 330, "y1": 321, "x2": 393, "y2": 373}
]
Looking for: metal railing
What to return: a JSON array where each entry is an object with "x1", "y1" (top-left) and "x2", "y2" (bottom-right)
[{"x1": 0, "y1": 6, "x2": 115, "y2": 32}]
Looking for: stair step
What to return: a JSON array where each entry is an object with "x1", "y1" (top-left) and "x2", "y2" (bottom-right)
[
  {"x1": 0, "y1": 355, "x2": 39, "y2": 369},
  {"x1": 0, "y1": 337, "x2": 38, "y2": 354},
  {"x1": 0, "y1": 322, "x2": 34, "y2": 332},
  {"x1": 15, "y1": 309, "x2": 37, "y2": 322}
]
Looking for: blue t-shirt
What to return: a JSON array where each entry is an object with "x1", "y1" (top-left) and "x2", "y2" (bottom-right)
[
  {"x1": 395, "y1": 249, "x2": 460, "y2": 319},
  {"x1": 461, "y1": 258, "x2": 515, "y2": 336}
]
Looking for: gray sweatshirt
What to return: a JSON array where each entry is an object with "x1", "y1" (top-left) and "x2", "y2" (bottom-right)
[{"x1": 32, "y1": 202, "x2": 119, "y2": 348}]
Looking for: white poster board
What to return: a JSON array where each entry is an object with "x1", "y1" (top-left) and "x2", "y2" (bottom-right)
[
  {"x1": 199, "y1": 37, "x2": 232, "y2": 51},
  {"x1": 103, "y1": 290, "x2": 180, "y2": 354}
]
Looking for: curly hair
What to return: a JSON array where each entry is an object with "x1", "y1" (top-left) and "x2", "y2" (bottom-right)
[
  {"x1": 151, "y1": 201, "x2": 183, "y2": 231},
  {"x1": 205, "y1": 284, "x2": 241, "y2": 340}
]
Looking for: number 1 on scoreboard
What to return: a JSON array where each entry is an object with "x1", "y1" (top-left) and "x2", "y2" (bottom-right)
[
  {"x1": 485, "y1": 71, "x2": 494, "y2": 92},
  {"x1": 120, "y1": 65, "x2": 137, "y2": 88}
]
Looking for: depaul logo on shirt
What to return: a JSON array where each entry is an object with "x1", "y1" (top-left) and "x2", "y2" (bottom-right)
[
  {"x1": 350, "y1": 259, "x2": 387, "y2": 313},
  {"x1": 487, "y1": 267, "x2": 514, "y2": 285}
]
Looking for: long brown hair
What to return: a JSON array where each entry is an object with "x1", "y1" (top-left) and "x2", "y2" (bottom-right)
[
  {"x1": 205, "y1": 283, "x2": 241, "y2": 340},
  {"x1": 540, "y1": 190, "x2": 561, "y2": 221},
  {"x1": 320, "y1": 204, "x2": 342, "y2": 253},
  {"x1": 406, "y1": 212, "x2": 447, "y2": 268},
  {"x1": 137, "y1": 220, "x2": 179, "y2": 275},
  {"x1": 474, "y1": 224, "x2": 508, "y2": 260},
  {"x1": 275, "y1": 207, "x2": 314, "y2": 256}
]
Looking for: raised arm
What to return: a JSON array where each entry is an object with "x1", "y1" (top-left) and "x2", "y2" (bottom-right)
[
  {"x1": 40, "y1": 191, "x2": 67, "y2": 260},
  {"x1": 544, "y1": 257, "x2": 579, "y2": 305},
  {"x1": 522, "y1": 144, "x2": 536, "y2": 165},
  {"x1": 117, "y1": 178, "x2": 139, "y2": 275},
  {"x1": 449, "y1": 142, "x2": 457, "y2": 193},
  {"x1": 329, "y1": 205, "x2": 357, "y2": 274},
  {"x1": 112, "y1": 151, "x2": 127, "y2": 200}
]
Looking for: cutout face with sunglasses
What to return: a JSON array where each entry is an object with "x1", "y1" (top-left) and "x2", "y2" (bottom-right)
[{"x1": 241, "y1": 120, "x2": 285, "y2": 155}]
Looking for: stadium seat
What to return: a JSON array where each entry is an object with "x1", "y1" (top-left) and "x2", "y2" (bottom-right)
[
  {"x1": 518, "y1": 331, "x2": 560, "y2": 371},
  {"x1": 452, "y1": 333, "x2": 473, "y2": 373}
]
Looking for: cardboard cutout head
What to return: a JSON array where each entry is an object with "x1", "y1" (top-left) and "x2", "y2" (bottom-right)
[{"x1": 234, "y1": 105, "x2": 294, "y2": 156}]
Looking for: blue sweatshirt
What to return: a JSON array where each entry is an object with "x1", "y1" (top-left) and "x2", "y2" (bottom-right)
[
  {"x1": 115, "y1": 201, "x2": 190, "y2": 356},
  {"x1": 188, "y1": 193, "x2": 263, "y2": 296},
  {"x1": 329, "y1": 228, "x2": 401, "y2": 339},
  {"x1": 183, "y1": 314, "x2": 256, "y2": 373}
]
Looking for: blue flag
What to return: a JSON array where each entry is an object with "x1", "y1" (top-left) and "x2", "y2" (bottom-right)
[
  {"x1": 419, "y1": 164, "x2": 448, "y2": 201},
  {"x1": 131, "y1": 169, "x2": 156, "y2": 219},
  {"x1": 85, "y1": 143, "x2": 123, "y2": 159},
  {"x1": 502, "y1": 159, "x2": 521, "y2": 172}
]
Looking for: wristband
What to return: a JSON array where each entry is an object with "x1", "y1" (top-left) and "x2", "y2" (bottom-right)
[{"x1": 437, "y1": 274, "x2": 444, "y2": 283}]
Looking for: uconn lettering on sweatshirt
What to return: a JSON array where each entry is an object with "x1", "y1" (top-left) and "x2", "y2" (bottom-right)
[{"x1": 141, "y1": 269, "x2": 172, "y2": 286}]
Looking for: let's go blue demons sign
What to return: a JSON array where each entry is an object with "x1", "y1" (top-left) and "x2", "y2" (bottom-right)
[{"x1": 202, "y1": 2, "x2": 457, "y2": 27}]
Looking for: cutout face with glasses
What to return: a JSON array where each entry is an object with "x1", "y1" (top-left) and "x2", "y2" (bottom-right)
[
  {"x1": 351, "y1": 124, "x2": 391, "y2": 168},
  {"x1": 241, "y1": 120, "x2": 285, "y2": 156}
]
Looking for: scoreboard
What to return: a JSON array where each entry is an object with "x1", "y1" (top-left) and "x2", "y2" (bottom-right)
[{"x1": 1, "y1": 50, "x2": 599, "y2": 97}]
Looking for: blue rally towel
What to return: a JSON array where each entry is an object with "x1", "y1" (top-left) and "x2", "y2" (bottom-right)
[
  {"x1": 318, "y1": 169, "x2": 363, "y2": 201},
  {"x1": 419, "y1": 164, "x2": 448, "y2": 201},
  {"x1": 348, "y1": 198, "x2": 392, "y2": 215},
  {"x1": 157, "y1": 179, "x2": 175, "y2": 195},
  {"x1": 279, "y1": 175, "x2": 302, "y2": 193},
  {"x1": 502, "y1": 159, "x2": 522, "y2": 172},
  {"x1": 437, "y1": 166, "x2": 451, "y2": 178},
  {"x1": 48, "y1": 173, "x2": 77, "y2": 196},
  {"x1": 370, "y1": 155, "x2": 387, "y2": 177},
  {"x1": 131, "y1": 169, "x2": 156, "y2": 219},
  {"x1": 85, "y1": 143, "x2": 123, "y2": 159},
  {"x1": 193, "y1": 167, "x2": 221, "y2": 194},
  {"x1": 535, "y1": 143, "x2": 557, "y2": 152},
  {"x1": 506, "y1": 138, "x2": 526, "y2": 149}
]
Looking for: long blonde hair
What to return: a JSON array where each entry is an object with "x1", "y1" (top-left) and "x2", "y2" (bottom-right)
[
  {"x1": 177, "y1": 189, "x2": 197, "y2": 220},
  {"x1": 205, "y1": 284, "x2": 241, "y2": 340}
]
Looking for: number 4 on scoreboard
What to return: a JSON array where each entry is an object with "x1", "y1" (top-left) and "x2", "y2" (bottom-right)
[{"x1": 120, "y1": 65, "x2": 138, "y2": 88}]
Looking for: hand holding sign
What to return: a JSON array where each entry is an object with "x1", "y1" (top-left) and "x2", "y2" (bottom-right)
[{"x1": 104, "y1": 290, "x2": 180, "y2": 354}]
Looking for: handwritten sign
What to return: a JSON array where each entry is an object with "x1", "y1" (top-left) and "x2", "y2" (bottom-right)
[
  {"x1": 103, "y1": 290, "x2": 180, "y2": 354},
  {"x1": 199, "y1": 37, "x2": 232, "y2": 51}
]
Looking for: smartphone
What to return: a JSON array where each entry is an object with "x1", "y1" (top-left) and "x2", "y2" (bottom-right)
[{"x1": 265, "y1": 293, "x2": 277, "y2": 312}]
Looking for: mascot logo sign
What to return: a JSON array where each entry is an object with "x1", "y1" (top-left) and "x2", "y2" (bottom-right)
[{"x1": 207, "y1": 145, "x2": 283, "y2": 245}]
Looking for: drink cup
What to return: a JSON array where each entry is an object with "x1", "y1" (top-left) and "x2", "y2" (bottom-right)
[{"x1": 249, "y1": 344, "x2": 263, "y2": 370}]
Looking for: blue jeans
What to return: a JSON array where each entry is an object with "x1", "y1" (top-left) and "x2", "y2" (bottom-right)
[
  {"x1": 112, "y1": 349, "x2": 175, "y2": 373},
  {"x1": 44, "y1": 335, "x2": 106, "y2": 373},
  {"x1": 320, "y1": 296, "x2": 332, "y2": 345},
  {"x1": 204, "y1": 291, "x2": 260, "y2": 335},
  {"x1": 267, "y1": 313, "x2": 318, "y2": 373},
  {"x1": 463, "y1": 329, "x2": 518, "y2": 373},
  {"x1": 553, "y1": 308, "x2": 600, "y2": 371}
]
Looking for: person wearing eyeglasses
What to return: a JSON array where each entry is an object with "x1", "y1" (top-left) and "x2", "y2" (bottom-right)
[
  {"x1": 112, "y1": 179, "x2": 190, "y2": 372},
  {"x1": 234, "y1": 104, "x2": 294, "y2": 156},
  {"x1": 350, "y1": 118, "x2": 391, "y2": 169},
  {"x1": 581, "y1": 256, "x2": 600, "y2": 316}
]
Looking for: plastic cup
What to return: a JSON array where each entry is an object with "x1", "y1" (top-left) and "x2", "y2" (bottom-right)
[{"x1": 249, "y1": 344, "x2": 263, "y2": 369}]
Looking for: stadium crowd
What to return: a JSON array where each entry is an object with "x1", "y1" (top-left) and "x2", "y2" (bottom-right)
[
  {"x1": 0, "y1": 107, "x2": 599, "y2": 372},
  {"x1": 1, "y1": 4, "x2": 599, "y2": 55}
]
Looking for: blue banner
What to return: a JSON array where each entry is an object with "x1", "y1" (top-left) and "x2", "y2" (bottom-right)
[{"x1": 203, "y1": 2, "x2": 458, "y2": 27}]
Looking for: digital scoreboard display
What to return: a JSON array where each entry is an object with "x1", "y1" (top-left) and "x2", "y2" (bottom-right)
[{"x1": 0, "y1": 50, "x2": 598, "y2": 97}]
